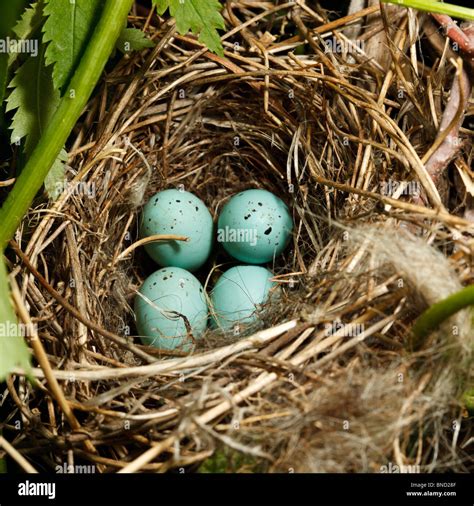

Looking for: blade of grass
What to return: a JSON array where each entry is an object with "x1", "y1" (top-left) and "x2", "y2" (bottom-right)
[
  {"x1": 382, "y1": 0, "x2": 474, "y2": 20},
  {"x1": 0, "y1": 0, "x2": 134, "y2": 251}
]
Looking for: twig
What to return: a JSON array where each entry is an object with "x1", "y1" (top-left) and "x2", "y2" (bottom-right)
[
  {"x1": 116, "y1": 234, "x2": 188, "y2": 261},
  {"x1": 0, "y1": 436, "x2": 38, "y2": 473},
  {"x1": 0, "y1": 178, "x2": 15, "y2": 187},
  {"x1": 423, "y1": 59, "x2": 472, "y2": 183},
  {"x1": 117, "y1": 435, "x2": 176, "y2": 473},
  {"x1": 431, "y1": 14, "x2": 474, "y2": 61},
  {"x1": 10, "y1": 240, "x2": 156, "y2": 364},
  {"x1": 10, "y1": 281, "x2": 98, "y2": 455},
  {"x1": 15, "y1": 320, "x2": 299, "y2": 381}
]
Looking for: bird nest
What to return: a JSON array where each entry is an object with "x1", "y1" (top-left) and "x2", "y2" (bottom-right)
[{"x1": 4, "y1": 2, "x2": 473, "y2": 473}]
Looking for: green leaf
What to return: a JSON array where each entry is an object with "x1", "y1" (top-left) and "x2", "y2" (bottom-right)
[
  {"x1": 0, "y1": 256, "x2": 31, "y2": 381},
  {"x1": 7, "y1": 2, "x2": 45, "y2": 69},
  {"x1": 0, "y1": 0, "x2": 135, "y2": 251},
  {"x1": 1, "y1": 1, "x2": 39, "y2": 131},
  {"x1": 0, "y1": 54, "x2": 8, "y2": 117},
  {"x1": 44, "y1": 147, "x2": 67, "y2": 200},
  {"x1": 381, "y1": 0, "x2": 474, "y2": 21},
  {"x1": 12, "y1": 1, "x2": 44, "y2": 41},
  {"x1": 198, "y1": 448, "x2": 267, "y2": 473},
  {"x1": 43, "y1": 0, "x2": 104, "y2": 90},
  {"x1": 5, "y1": 44, "x2": 66, "y2": 197},
  {"x1": 6, "y1": 45, "x2": 60, "y2": 153},
  {"x1": 153, "y1": 0, "x2": 168, "y2": 16},
  {"x1": 116, "y1": 28, "x2": 154, "y2": 53},
  {"x1": 152, "y1": 0, "x2": 225, "y2": 55},
  {"x1": 0, "y1": 0, "x2": 31, "y2": 40}
]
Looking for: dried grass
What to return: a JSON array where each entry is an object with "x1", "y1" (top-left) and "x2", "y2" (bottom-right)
[{"x1": 3, "y1": 1, "x2": 474, "y2": 473}]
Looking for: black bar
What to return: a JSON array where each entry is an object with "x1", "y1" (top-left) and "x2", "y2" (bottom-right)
[{"x1": 0, "y1": 473, "x2": 472, "y2": 506}]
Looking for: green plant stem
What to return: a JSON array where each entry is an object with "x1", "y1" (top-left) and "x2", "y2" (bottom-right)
[
  {"x1": 412, "y1": 285, "x2": 474, "y2": 345},
  {"x1": 463, "y1": 388, "x2": 474, "y2": 414},
  {"x1": 0, "y1": 0, "x2": 134, "y2": 251},
  {"x1": 382, "y1": 0, "x2": 474, "y2": 20},
  {"x1": 412, "y1": 286, "x2": 474, "y2": 413}
]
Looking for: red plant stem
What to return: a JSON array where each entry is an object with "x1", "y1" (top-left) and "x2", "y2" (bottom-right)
[
  {"x1": 431, "y1": 14, "x2": 474, "y2": 67},
  {"x1": 424, "y1": 66, "x2": 472, "y2": 181}
]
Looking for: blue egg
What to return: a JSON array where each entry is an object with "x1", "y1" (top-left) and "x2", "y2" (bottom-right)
[
  {"x1": 140, "y1": 189, "x2": 214, "y2": 271},
  {"x1": 134, "y1": 267, "x2": 208, "y2": 351},
  {"x1": 210, "y1": 265, "x2": 277, "y2": 332},
  {"x1": 217, "y1": 189, "x2": 293, "y2": 264}
]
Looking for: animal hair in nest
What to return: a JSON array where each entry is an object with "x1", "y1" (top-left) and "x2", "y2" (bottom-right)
[{"x1": 190, "y1": 225, "x2": 473, "y2": 473}]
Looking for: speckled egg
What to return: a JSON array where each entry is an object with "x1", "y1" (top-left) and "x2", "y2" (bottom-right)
[
  {"x1": 217, "y1": 189, "x2": 293, "y2": 264},
  {"x1": 210, "y1": 265, "x2": 277, "y2": 332},
  {"x1": 135, "y1": 267, "x2": 208, "y2": 351},
  {"x1": 140, "y1": 189, "x2": 214, "y2": 271}
]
